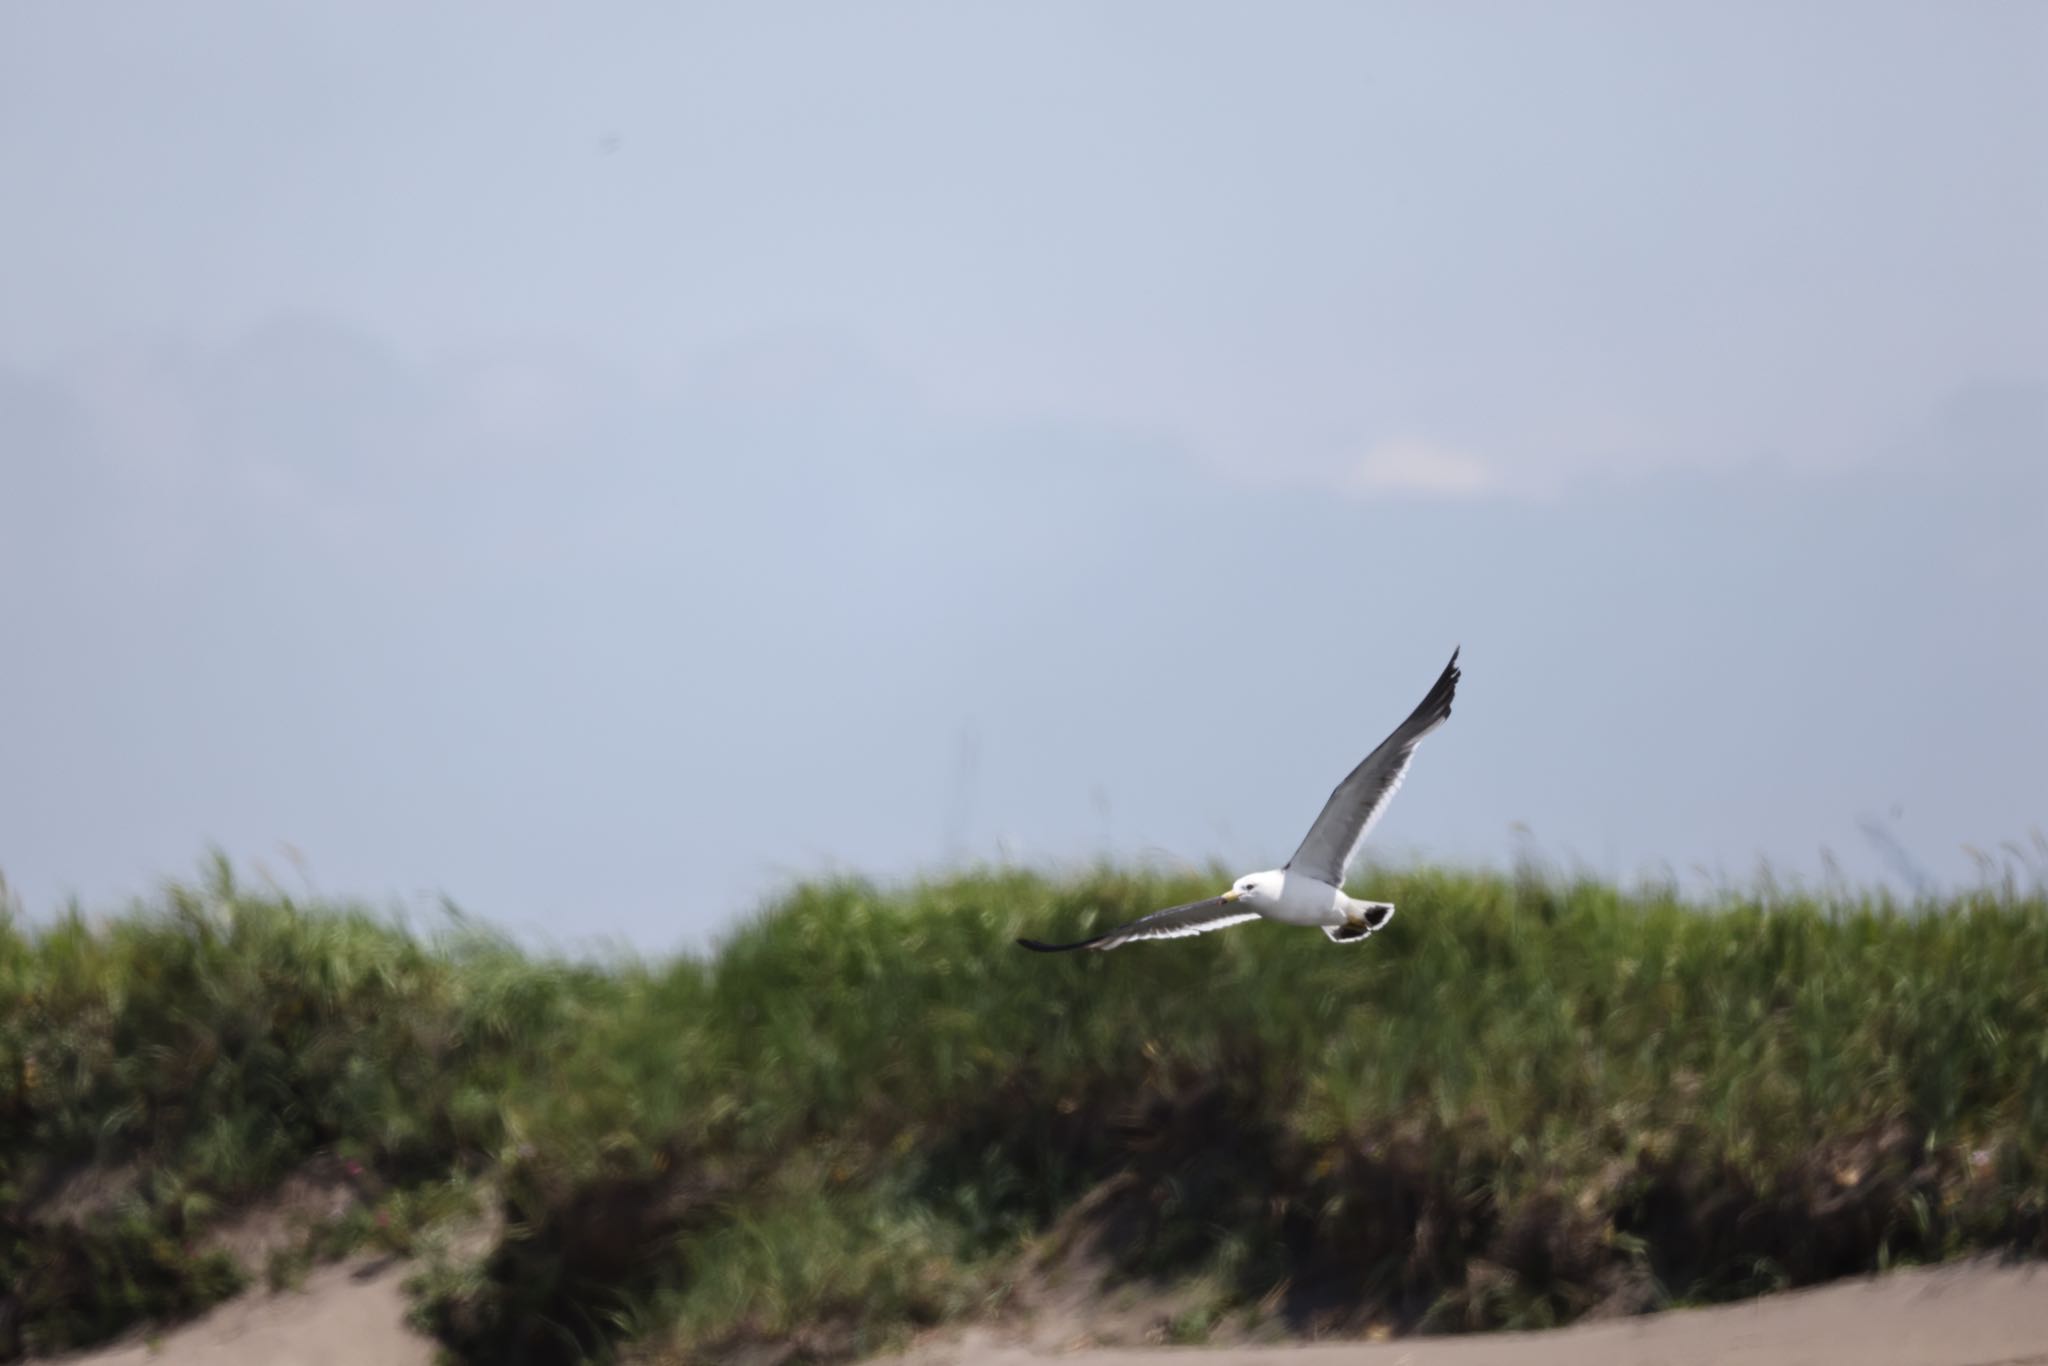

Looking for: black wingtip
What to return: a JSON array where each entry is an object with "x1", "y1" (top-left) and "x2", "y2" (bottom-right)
[
  {"x1": 1431, "y1": 646, "x2": 1461, "y2": 696},
  {"x1": 1016, "y1": 935, "x2": 1098, "y2": 953},
  {"x1": 1391, "y1": 646, "x2": 1462, "y2": 736}
]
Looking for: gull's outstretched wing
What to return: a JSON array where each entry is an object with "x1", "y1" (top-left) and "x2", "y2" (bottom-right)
[
  {"x1": 1284, "y1": 648, "x2": 1461, "y2": 889},
  {"x1": 1016, "y1": 896, "x2": 1259, "y2": 953}
]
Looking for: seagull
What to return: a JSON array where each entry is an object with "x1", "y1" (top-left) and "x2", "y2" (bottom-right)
[{"x1": 1016, "y1": 648, "x2": 1461, "y2": 952}]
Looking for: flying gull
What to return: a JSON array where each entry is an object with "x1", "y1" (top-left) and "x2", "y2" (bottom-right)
[{"x1": 1017, "y1": 647, "x2": 1461, "y2": 952}]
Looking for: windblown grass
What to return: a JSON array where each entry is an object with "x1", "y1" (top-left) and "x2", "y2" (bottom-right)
[{"x1": 3, "y1": 856, "x2": 2044, "y2": 1361}]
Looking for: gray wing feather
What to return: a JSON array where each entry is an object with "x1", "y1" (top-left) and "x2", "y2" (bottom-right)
[
  {"x1": 1016, "y1": 896, "x2": 1261, "y2": 953},
  {"x1": 1284, "y1": 648, "x2": 1461, "y2": 888}
]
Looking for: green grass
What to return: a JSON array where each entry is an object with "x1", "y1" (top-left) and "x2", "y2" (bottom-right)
[{"x1": 3, "y1": 855, "x2": 2045, "y2": 1361}]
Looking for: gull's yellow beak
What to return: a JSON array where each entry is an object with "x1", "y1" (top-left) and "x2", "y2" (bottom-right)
[{"x1": 1221, "y1": 888, "x2": 1242, "y2": 902}]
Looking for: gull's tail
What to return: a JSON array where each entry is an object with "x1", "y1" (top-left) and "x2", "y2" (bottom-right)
[{"x1": 1323, "y1": 903, "x2": 1394, "y2": 944}]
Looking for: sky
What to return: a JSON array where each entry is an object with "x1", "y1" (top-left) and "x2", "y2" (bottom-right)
[{"x1": 2, "y1": 2, "x2": 2044, "y2": 950}]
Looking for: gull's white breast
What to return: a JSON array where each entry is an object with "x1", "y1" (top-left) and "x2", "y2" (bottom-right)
[{"x1": 1263, "y1": 871, "x2": 1348, "y2": 928}]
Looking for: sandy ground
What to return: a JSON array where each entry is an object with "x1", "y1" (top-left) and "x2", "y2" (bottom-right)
[
  {"x1": 42, "y1": 1257, "x2": 2048, "y2": 1366},
  {"x1": 45, "y1": 1258, "x2": 435, "y2": 1366},
  {"x1": 888, "y1": 1260, "x2": 2048, "y2": 1366}
]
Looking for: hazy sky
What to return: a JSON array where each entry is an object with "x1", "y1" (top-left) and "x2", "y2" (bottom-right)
[{"x1": 3, "y1": 3, "x2": 2044, "y2": 949}]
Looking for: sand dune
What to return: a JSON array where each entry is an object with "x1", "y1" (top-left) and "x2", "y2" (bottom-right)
[
  {"x1": 891, "y1": 1260, "x2": 2048, "y2": 1366},
  {"x1": 45, "y1": 1257, "x2": 2048, "y2": 1366},
  {"x1": 45, "y1": 1259, "x2": 433, "y2": 1366}
]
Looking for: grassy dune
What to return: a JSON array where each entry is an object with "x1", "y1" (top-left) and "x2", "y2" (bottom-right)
[{"x1": 2, "y1": 858, "x2": 2045, "y2": 1362}]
